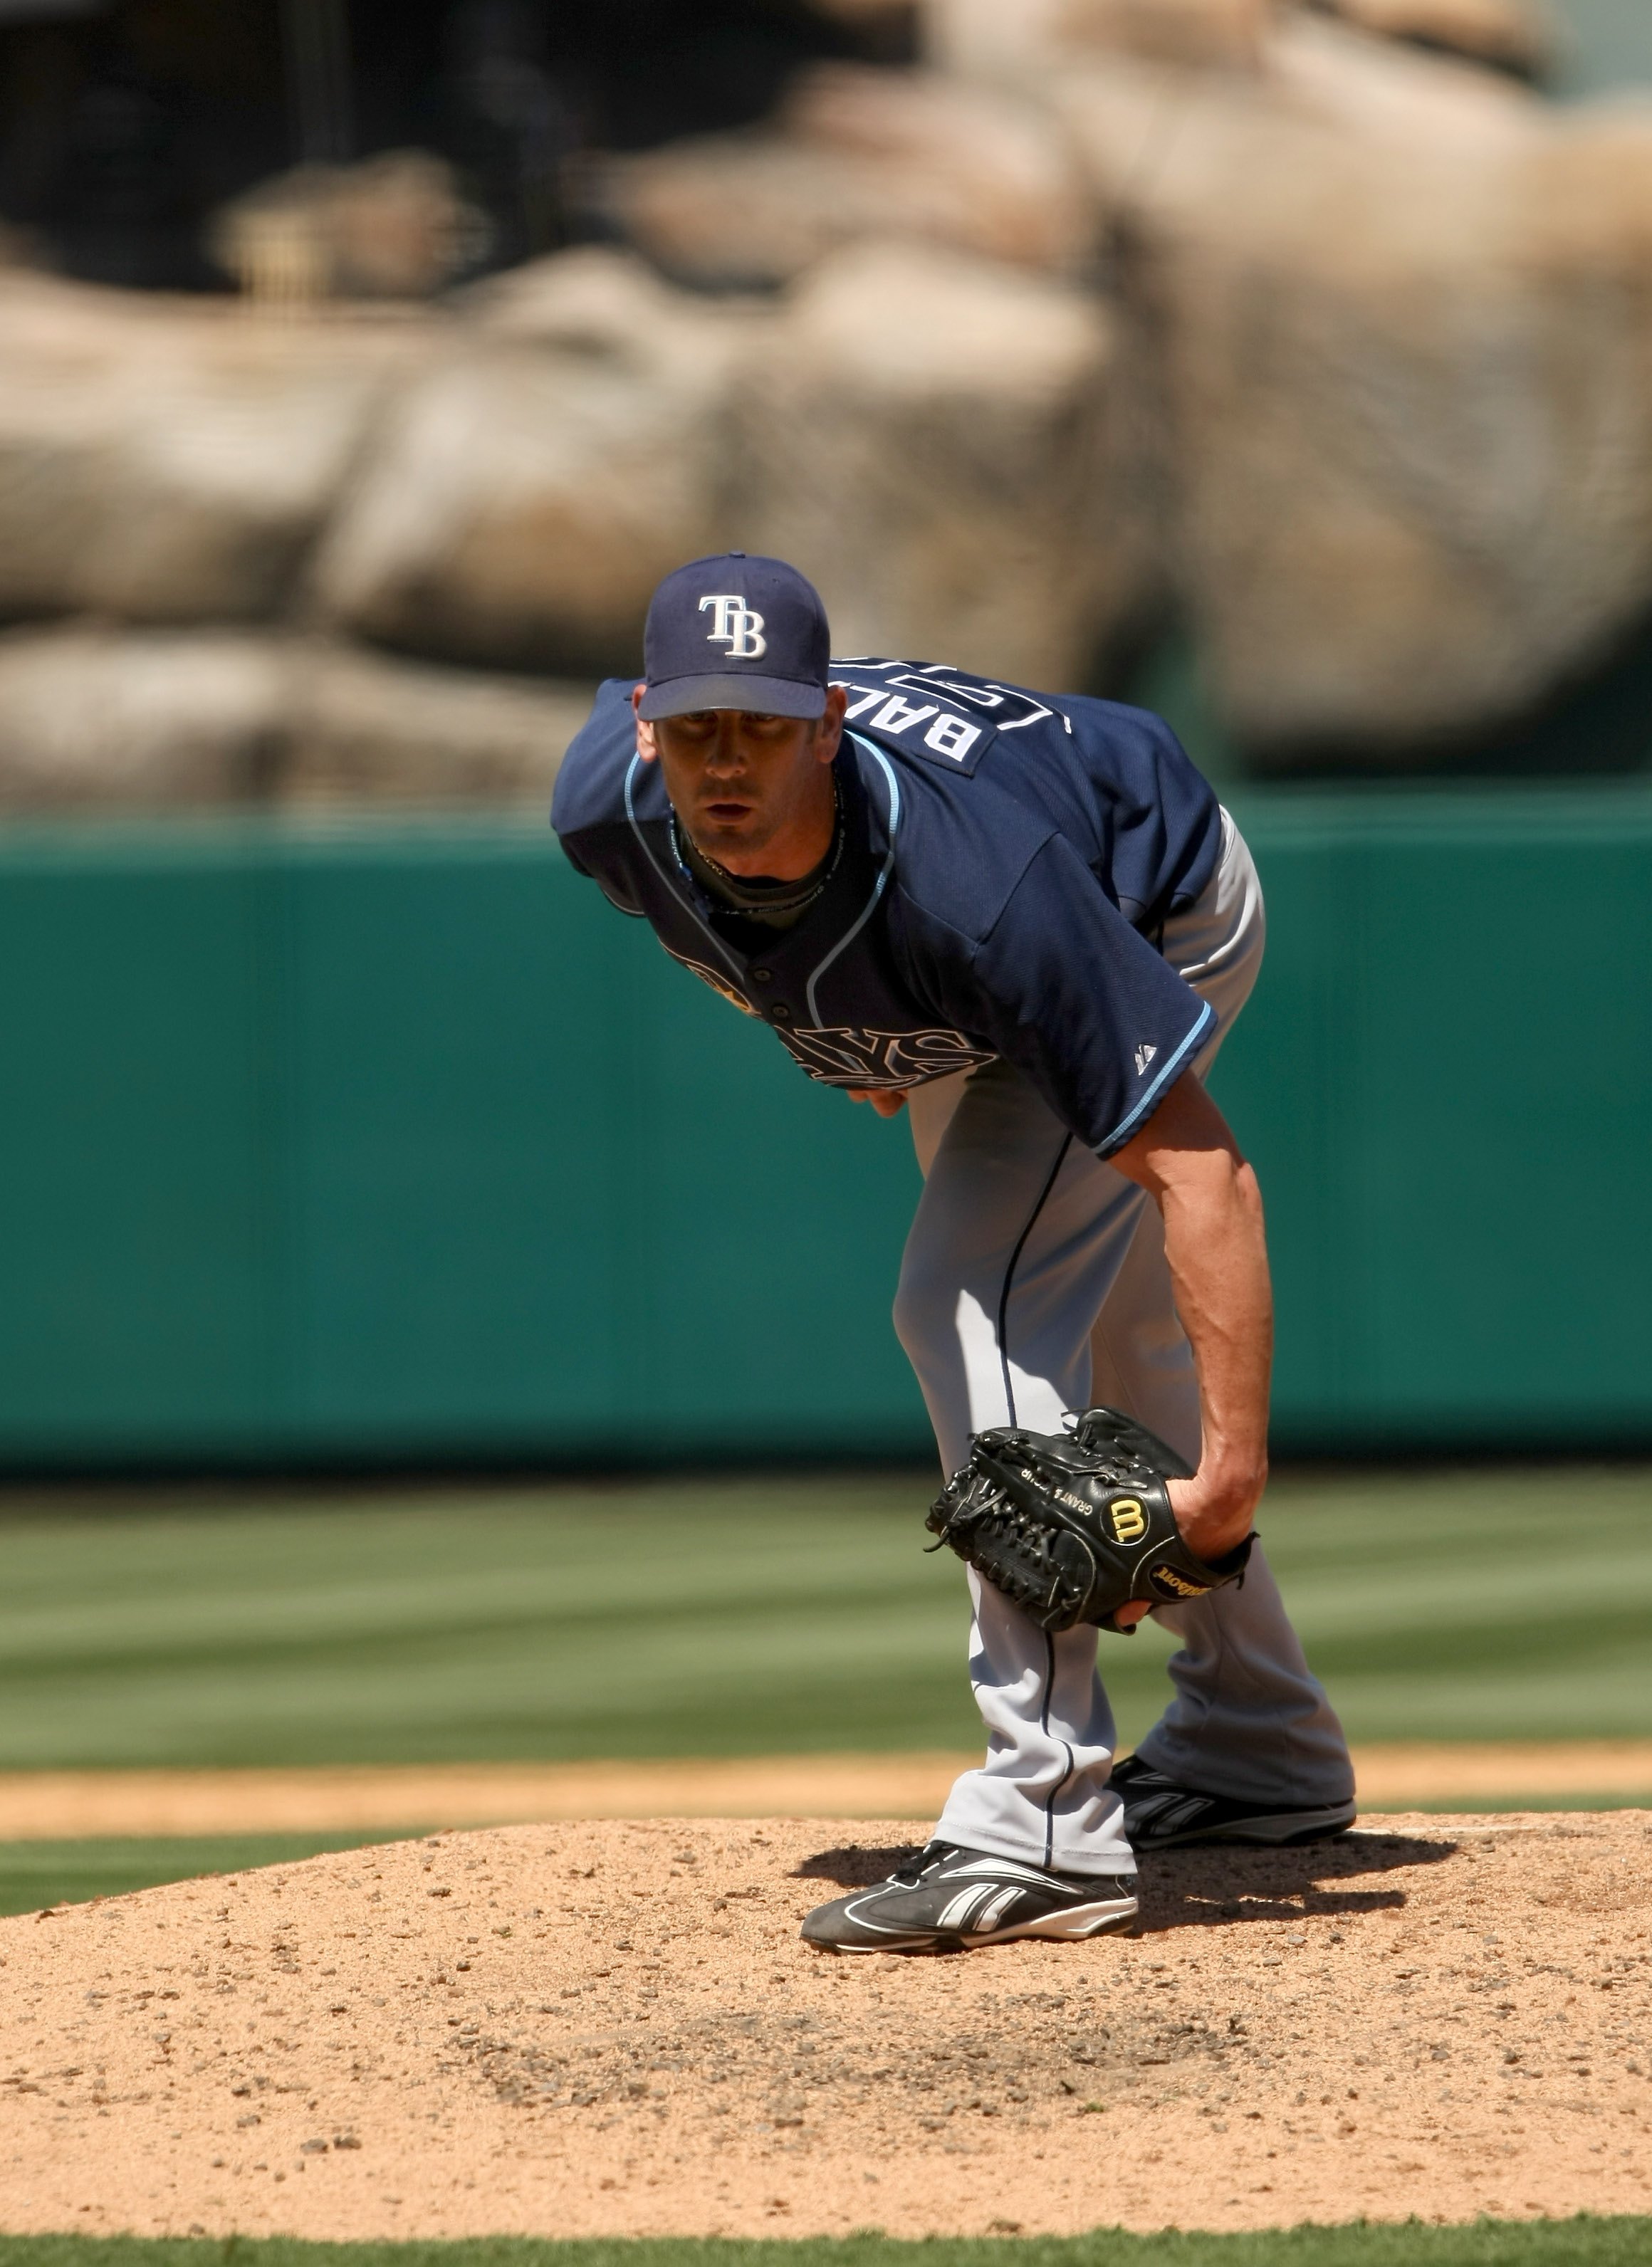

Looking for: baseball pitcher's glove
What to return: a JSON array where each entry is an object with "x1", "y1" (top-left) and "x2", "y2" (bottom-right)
[{"x1": 925, "y1": 1405, "x2": 1252, "y2": 1636}]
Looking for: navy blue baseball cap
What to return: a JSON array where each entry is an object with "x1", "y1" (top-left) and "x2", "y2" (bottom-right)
[{"x1": 638, "y1": 551, "x2": 830, "y2": 721}]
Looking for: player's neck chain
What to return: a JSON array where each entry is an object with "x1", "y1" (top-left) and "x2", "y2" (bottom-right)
[{"x1": 674, "y1": 780, "x2": 844, "y2": 923}]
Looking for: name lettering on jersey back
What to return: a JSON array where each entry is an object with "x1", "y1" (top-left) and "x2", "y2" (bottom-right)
[
  {"x1": 832, "y1": 662, "x2": 1064, "y2": 771},
  {"x1": 837, "y1": 683, "x2": 987, "y2": 766}
]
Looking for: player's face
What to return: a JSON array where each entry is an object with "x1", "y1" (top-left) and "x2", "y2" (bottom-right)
[{"x1": 632, "y1": 686, "x2": 847, "y2": 877}]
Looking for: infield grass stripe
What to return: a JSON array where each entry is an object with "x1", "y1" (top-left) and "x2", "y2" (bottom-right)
[
  {"x1": 1, "y1": 2219, "x2": 1651, "y2": 2265},
  {"x1": 0, "y1": 1468, "x2": 1647, "y2": 1766},
  {"x1": 0, "y1": 1833, "x2": 427, "y2": 1918}
]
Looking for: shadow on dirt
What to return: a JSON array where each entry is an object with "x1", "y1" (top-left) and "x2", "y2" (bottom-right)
[
  {"x1": 793, "y1": 1843, "x2": 926, "y2": 1888},
  {"x1": 793, "y1": 1829, "x2": 1460, "y2": 1932},
  {"x1": 1136, "y1": 1831, "x2": 1458, "y2": 1932}
]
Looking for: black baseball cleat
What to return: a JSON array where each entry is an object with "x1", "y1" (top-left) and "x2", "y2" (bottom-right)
[
  {"x1": 800, "y1": 1841, "x2": 1139, "y2": 1954},
  {"x1": 1109, "y1": 1752, "x2": 1356, "y2": 1850}
]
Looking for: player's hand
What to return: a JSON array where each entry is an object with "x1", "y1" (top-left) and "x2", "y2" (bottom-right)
[
  {"x1": 846, "y1": 1087, "x2": 907, "y2": 1118},
  {"x1": 1166, "y1": 1471, "x2": 1260, "y2": 1564},
  {"x1": 1107, "y1": 1476, "x2": 1258, "y2": 1631}
]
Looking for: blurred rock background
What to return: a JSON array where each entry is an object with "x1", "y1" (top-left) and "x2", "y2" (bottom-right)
[{"x1": 1, "y1": 0, "x2": 1651, "y2": 807}]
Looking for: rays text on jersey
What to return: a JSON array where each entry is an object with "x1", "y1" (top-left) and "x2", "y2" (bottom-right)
[{"x1": 777, "y1": 1026, "x2": 997, "y2": 1088}]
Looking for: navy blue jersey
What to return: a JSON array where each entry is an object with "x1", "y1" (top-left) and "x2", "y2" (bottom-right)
[{"x1": 551, "y1": 659, "x2": 1224, "y2": 1158}]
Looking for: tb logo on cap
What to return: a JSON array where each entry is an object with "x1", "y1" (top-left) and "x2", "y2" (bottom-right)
[{"x1": 700, "y1": 594, "x2": 767, "y2": 659}]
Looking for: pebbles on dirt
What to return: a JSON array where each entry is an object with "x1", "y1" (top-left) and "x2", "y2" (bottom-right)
[{"x1": 0, "y1": 1812, "x2": 1646, "y2": 2238}]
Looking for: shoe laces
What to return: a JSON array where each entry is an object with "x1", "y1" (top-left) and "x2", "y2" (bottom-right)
[{"x1": 887, "y1": 1840, "x2": 957, "y2": 1888}]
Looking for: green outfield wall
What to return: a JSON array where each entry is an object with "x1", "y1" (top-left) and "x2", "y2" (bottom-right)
[
  {"x1": 0, "y1": 788, "x2": 1646, "y2": 1466},
  {"x1": 1552, "y1": 0, "x2": 1652, "y2": 96}
]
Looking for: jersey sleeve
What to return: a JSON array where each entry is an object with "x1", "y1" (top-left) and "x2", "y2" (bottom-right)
[
  {"x1": 919, "y1": 833, "x2": 1216, "y2": 1157},
  {"x1": 550, "y1": 679, "x2": 649, "y2": 913}
]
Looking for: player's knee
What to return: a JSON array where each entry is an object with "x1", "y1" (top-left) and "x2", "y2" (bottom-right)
[{"x1": 892, "y1": 1255, "x2": 953, "y2": 1369}]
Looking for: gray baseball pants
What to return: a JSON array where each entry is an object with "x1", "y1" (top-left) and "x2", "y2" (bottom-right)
[{"x1": 894, "y1": 810, "x2": 1353, "y2": 1878}]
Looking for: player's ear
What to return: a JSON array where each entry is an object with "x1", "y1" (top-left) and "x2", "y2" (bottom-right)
[
  {"x1": 631, "y1": 681, "x2": 658, "y2": 763},
  {"x1": 816, "y1": 682, "x2": 848, "y2": 763}
]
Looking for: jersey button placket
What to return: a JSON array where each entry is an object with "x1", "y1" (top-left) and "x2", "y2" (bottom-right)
[
  {"x1": 769, "y1": 1002, "x2": 793, "y2": 1025},
  {"x1": 751, "y1": 967, "x2": 773, "y2": 985}
]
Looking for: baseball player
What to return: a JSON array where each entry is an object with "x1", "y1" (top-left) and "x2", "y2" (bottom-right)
[{"x1": 553, "y1": 552, "x2": 1354, "y2": 1954}]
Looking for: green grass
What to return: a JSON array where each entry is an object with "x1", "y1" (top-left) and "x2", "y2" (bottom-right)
[
  {"x1": 0, "y1": 1475, "x2": 971, "y2": 1766},
  {"x1": 0, "y1": 1832, "x2": 426, "y2": 1917},
  {"x1": 0, "y1": 2224, "x2": 1648, "y2": 2267},
  {"x1": 0, "y1": 1482, "x2": 1645, "y2": 2267},
  {"x1": 0, "y1": 1465, "x2": 1647, "y2": 1770},
  {"x1": 1235, "y1": 1467, "x2": 1652, "y2": 1745}
]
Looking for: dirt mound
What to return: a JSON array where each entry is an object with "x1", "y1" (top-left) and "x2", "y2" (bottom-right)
[{"x1": 0, "y1": 1813, "x2": 1648, "y2": 2239}]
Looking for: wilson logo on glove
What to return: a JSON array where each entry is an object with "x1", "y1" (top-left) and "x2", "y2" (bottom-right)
[
  {"x1": 926, "y1": 1406, "x2": 1252, "y2": 1636},
  {"x1": 1149, "y1": 1565, "x2": 1213, "y2": 1601},
  {"x1": 1108, "y1": 1498, "x2": 1148, "y2": 1545}
]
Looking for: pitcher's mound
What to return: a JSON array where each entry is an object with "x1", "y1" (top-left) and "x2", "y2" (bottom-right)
[{"x1": 1, "y1": 1812, "x2": 1648, "y2": 2239}]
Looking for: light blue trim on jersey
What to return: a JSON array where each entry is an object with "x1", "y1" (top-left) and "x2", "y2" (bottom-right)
[
  {"x1": 805, "y1": 732, "x2": 901, "y2": 1028},
  {"x1": 623, "y1": 752, "x2": 748, "y2": 984},
  {"x1": 1095, "y1": 997, "x2": 1216, "y2": 1157}
]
